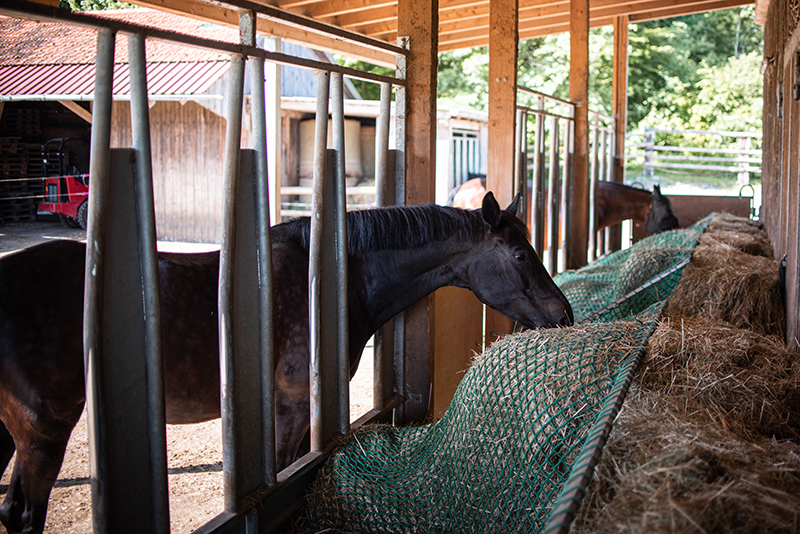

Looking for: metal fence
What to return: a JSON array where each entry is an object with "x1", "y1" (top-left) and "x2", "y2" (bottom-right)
[
  {"x1": 516, "y1": 86, "x2": 575, "y2": 275},
  {"x1": 0, "y1": 1, "x2": 408, "y2": 533}
]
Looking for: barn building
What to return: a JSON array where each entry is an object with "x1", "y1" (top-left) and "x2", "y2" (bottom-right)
[{"x1": 0, "y1": 0, "x2": 798, "y2": 533}]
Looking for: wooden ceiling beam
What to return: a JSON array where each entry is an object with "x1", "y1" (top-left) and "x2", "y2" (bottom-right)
[
  {"x1": 130, "y1": 0, "x2": 398, "y2": 66},
  {"x1": 282, "y1": 0, "x2": 396, "y2": 20},
  {"x1": 336, "y1": 5, "x2": 397, "y2": 28},
  {"x1": 629, "y1": 0, "x2": 752, "y2": 19}
]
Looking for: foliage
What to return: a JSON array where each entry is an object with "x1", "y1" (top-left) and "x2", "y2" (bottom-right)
[
  {"x1": 60, "y1": 0, "x2": 135, "y2": 10},
  {"x1": 437, "y1": 6, "x2": 764, "y2": 138}
]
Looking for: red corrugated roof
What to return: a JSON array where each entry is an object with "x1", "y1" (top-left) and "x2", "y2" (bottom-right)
[
  {"x1": 0, "y1": 9, "x2": 238, "y2": 65},
  {"x1": 0, "y1": 8, "x2": 235, "y2": 98}
]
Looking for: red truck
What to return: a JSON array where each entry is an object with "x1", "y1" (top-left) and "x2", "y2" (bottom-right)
[
  {"x1": 38, "y1": 174, "x2": 89, "y2": 229},
  {"x1": 36, "y1": 138, "x2": 90, "y2": 229}
]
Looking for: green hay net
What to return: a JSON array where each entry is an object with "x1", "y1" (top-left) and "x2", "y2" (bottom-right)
[{"x1": 298, "y1": 217, "x2": 712, "y2": 534}]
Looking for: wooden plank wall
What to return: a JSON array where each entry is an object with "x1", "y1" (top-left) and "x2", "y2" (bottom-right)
[
  {"x1": 761, "y1": 0, "x2": 800, "y2": 347},
  {"x1": 111, "y1": 101, "x2": 226, "y2": 243}
]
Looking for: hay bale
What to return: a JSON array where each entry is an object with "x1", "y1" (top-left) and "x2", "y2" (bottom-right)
[
  {"x1": 699, "y1": 212, "x2": 774, "y2": 258},
  {"x1": 665, "y1": 242, "x2": 784, "y2": 339}
]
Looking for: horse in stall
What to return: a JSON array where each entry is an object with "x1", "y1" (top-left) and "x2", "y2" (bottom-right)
[
  {"x1": 449, "y1": 177, "x2": 680, "y2": 235},
  {"x1": 0, "y1": 193, "x2": 573, "y2": 534}
]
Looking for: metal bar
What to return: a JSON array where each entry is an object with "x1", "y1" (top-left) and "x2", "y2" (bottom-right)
[
  {"x1": 247, "y1": 19, "x2": 277, "y2": 486},
  {"x1": 587, "y1": 115, "x2": 600, "y2": 262},
  {"x1": 128, "y1": 33, "x2": 170, "y2": 534},
  {"x1": 390, "y1": 35, "x2": 408, "y2": 423},
  {"x1": 84, "y1": 28, "x2": 114, "y2": 533},
  {"x1": 546, "y1": 116, "x2": 560, "y2": 275},
  {"x1": 562, "y1": 115, "x2": 575, "y2": 270},
  {"x1": 218, "y1": 45, "x2": 247, "y2": 512},
  {"x1": 598, "y1": 129, "x2": 608, "y2": 257},
  {"x1": 309, "y1": 70, "x2": 331, "y2": 453},
  {"x1": 515, "y1": 106, "x2": 575, "y2": 122},
  {"x1": 517, "y1": 85, "x2": 576, "y2": 107},
  {"x1": 374, "y1": 81, "x2": 394, "y2": 412},
  {"x1": 331, "y1": 72, "x2": 350, "y2": 436},
  {"x1": 375, "y1": 82, "x2": 393, "y2": 208},
  {"x1": 0, "y1": 1, "x2": 407, "y2": 86},
  {"x1": 264, "y1": 37, "x2": 282, "y2": 226},
  {"x1": 514, "y1": 109, "x2": 526, "y2": 223},
  {"x1": 531, "y1": 97, "x2": 545, "y2": 256}
]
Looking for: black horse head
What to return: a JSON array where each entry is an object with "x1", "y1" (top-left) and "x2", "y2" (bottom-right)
[{"x1": 645, "y1": 185, "x2": 680, "y2": 234}]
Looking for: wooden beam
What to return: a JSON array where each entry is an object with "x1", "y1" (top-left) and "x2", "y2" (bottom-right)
[
  {"x1": 130, "y1": 0, "x2": 397, "y2": 67},
  {"x1": 397, "y1": 0, "x2": 438, "y2": 423},
  {"x1": 59, "y1": 99, "x2": 93, "y2": 124},
  {"x1": 629, "y1": 0, "x2": 752, "y2": 20},
  {"x1": 609, "y1": 15, "x2": 628, "y2": 251},
  {"x1": 437, "y1": 0, "x2": 749, "y2": 50},
  {"x1": 568, "y1": 0, "x2": 589, "y2": 269},
  {"x1": 487, "y1": 0, "x2": 519, "y2": 209}
]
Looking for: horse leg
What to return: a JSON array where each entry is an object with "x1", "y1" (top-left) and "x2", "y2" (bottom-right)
[
  {"x1": 0, "y1": 420, "x2": 14, "y2": 479},
  {"x1": 274, "y1": 387, "x2": 310, "y2": 472},
  {"x1": 0, "y1": 400, "x2": 82, "y2": 534}
]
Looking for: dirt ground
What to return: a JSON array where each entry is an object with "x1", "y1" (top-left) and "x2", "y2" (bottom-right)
[{"x1": 0, "y1": 220, "x2": 374, "y2": 533}]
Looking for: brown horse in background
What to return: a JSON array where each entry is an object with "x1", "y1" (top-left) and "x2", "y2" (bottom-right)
[{"x1": 449, "y1": 176, "x2": 679, "y2": 234}]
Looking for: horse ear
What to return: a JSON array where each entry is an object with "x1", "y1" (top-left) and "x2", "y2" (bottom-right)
[
  {"x1": 482, "y1": 191, "x2": 503, "y2": 229},
  {"x1": 653, "y1": 185, "x2": 663, "y2": 197},
  {"x1": 505, "y1": 192, "x2": 521, "y2": 216}
]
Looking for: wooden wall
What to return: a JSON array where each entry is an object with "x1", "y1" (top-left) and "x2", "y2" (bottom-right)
[
  {"x1": 111, "y1": 100, "x2": 226, "y2": 243},
  {"x1": 761, "y1": 0, "x2": 800, "y2": 347}
]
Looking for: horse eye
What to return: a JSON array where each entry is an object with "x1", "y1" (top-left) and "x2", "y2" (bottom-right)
[{"x1": 513, "y1": 252, "x2": 528, "y2": 262}]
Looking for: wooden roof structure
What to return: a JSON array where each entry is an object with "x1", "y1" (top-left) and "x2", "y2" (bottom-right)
[{"x1": 119, "y1": 0, "x2": 754, "y2": 67}]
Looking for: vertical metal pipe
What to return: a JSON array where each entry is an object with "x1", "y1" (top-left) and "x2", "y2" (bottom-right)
[
  {"x1": 127, "y1": 33, "x2": 169, "y2": 533},
  {"x1": 331, "y1": 72, "x2": 350, "y2": 436},
  {"x1": 546, "y1": 116, "x2": 560, "y2": 275},
  {"x1": 600, "y1": 129, "x2": 610, "y2": 254},
  {"x1": 562, "y1": 110, "x2": 575, "y2": 270},
  {"x1": 531, "y1": 99, "x2": 545, "y2": 255},
  {"x1": 374, "y1": 81, "x2": 392, "y2": 411},
  {"x1": 84, "y1": 28, "x2": 115, "y2": 534},
  {"x1": 514, "y1": 109, "x2": 526, "y2": 223},
  {"x1": 219, "y1": 49, "x2": 246, "y2": 512},
  {"x1": 588, "y1": 114, "x2": 600, "y2": 262},
  {"x1": 247, "y1": 32, "x2": 277, "y2": 485},
  {"x1": 376, "y1": 82, "x2": 393, "y2": 208},
  {"x1": 309, "y1": 70, "x2": 330, "y2": 452}
]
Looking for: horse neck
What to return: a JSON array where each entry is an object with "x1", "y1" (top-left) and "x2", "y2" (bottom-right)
[
  {"x1": 598, "y1": 186, "x2": 652, "y2": 228},
  {"x1": 350, "y1": 237, "x2": 476, "y2": 339}
]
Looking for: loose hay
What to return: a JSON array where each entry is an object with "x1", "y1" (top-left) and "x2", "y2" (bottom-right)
[{"x1": 572, "y1": 213, "x2": 800, "y2": 534}]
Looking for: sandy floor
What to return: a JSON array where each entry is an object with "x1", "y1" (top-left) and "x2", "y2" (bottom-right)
[{"x1": 0, "y1": 220, "x2": 374, "y2": 534}]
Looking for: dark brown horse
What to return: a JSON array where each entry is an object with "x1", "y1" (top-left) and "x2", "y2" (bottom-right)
[
  {"x1": 449, "y1": 177, "x2": 680, "y2": 234},
  {"x1": 0, "y1": 193, "x2": 573, "y2": 534}
]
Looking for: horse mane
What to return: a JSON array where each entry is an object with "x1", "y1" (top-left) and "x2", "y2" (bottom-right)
[
  {"x1": 284, "y1": 204, "x2": 519, "y2": 253},
  {"x1": 600, "y1": 181, "x2": 652, "y2": 197}
]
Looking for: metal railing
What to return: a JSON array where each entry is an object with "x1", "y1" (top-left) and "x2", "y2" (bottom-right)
[
  {"x1": 516, "y1": 86, "x2": 575, "y2": 275},
  {"x1": 588, "y1": 110, "x2": 616, "y2": 262},
  {"x1": 0, "y1": 2, "x2": 408, "y2": 532}
]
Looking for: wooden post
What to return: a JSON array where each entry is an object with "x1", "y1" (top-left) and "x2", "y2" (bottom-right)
[
  {"x1": 484, "y1": 0, "x2": 519, "y2": 348},
  {"x1": 610, "y1": 15, "x2": 628, "y2": 251},
  {"x1": 487, "y1": 0, "x2": 519, "y2": 209},
  {"x1": 397, "y1": 0, "x2": 438, "y2": 423},
  {"x1": 567, "y1": 0, "x2": 590, "y2": 269}
]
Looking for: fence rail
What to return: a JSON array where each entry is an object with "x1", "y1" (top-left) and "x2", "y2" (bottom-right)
[{"x1": 627, "y1": 127, "x2": 762, "y2": 183}]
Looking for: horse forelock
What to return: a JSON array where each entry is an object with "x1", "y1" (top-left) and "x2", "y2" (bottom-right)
[
  {"x1": 499, "y1": 209, "x2": 531, "y2": 241},
  {"x1": 284, "y1": 204, "x2": 485, "y2": 253}
]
